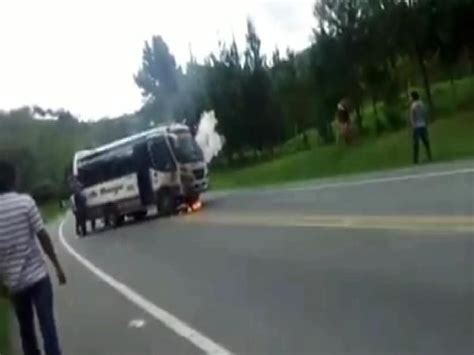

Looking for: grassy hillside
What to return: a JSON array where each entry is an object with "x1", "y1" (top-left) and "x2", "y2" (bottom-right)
[
  {"x1": 277, "y1": 76, "x2": 474, "y2": 154},
  {"x1": 212, "y1": 76, "x2": 474, "y2": 189},
  {"x1": 212, "y1": 108, "x2": 474, "y2": 189}
]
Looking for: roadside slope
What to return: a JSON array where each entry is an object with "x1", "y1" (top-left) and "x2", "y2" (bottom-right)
[{"x1": 213, "y1": 109, "x2": 474, "y2": 189}]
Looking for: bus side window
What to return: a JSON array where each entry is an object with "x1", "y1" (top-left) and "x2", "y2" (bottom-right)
[
  {"x1": 113, "y1": 155, "x2": 134, "y2": 178},
  {"x1": 133, "y1": 143, "x2": 151, "y2": 170},
  {"x1": 149, "y1": 138, "x2": 176, "y2": 172},
  {"x1": 79, "y1": 165, "x2": 100, "y2": 187}
]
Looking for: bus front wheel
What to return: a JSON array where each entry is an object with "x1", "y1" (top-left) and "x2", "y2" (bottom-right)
[
  {"x1": 157, "y1": 189, "x2": 176, "y2": 217},
  {"x1": 185, "y1": 194, "x2": 200, "y2": 206}
]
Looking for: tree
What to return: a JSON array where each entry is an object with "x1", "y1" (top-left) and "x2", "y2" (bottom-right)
[
  {"x1": 433, "y1": 0, "x2": 473, "y2": 107},
  {"x1": 309, "y1": 36, "x2": 341, "y2": 143},
  {"x1": 242, "y1": 19, "x2": 281, "y2": 154},
  {"x1": 134, "y1": 36, "x2": 179, "y2": 123},
  {"x1": 244, "y1": 19, "x2": 265, "y2": 72},
  {"x1": 271, "y1": 51, "x2": 315, "y2": 148},
  {"x1": 313, "y1": 0, "x2": 369, "y2": 131},
  {"x1": 407, "y1": 0, "x2": 436, "y2": 114},
  {"x1": 204, "y1": 40, "x2": 247, "y2": 162}
]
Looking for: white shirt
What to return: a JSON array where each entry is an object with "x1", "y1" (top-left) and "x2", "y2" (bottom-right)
[
  {"x1": 410, "y1": 100, "x2": 428, "y2": 128},
  {"x1": 0, "y1": 192, "x2": 48, "y2": 293}
]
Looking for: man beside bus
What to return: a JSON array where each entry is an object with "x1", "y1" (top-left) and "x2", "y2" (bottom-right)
[{"x1": 69, "y1": 175, "x2": 87, "y2": 236}]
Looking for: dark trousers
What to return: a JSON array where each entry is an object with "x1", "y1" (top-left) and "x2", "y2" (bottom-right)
[
  {"x1": 75, "y1": 210, "x2": 87, "y2": 236},
  {"x1": 11, "y1": 277, "x2": 62, "y2": 355},
  {"x1": 413, "y1": 126, "x2": 432, "y2": 164}
]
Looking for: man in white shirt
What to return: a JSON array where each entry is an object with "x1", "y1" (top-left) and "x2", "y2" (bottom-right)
[
  {"x1": 410, "y1": 91, "x2": 433, "y2": 164},
  {"x1": 0, "y1": 160, "x2": 66, "y2": 355}
]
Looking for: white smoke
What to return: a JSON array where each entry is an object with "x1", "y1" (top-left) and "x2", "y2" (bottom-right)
[{"x1": 195, "y1": 111, "x2": 225, "y2": 163}]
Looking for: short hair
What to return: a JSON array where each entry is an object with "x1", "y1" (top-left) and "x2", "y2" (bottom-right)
[
  {"x1": 411, "y1": 91, "x2": 420, "y2": 101},
  {"x1": 0, "y1": 160, "x2": 16, "y2": 193}
]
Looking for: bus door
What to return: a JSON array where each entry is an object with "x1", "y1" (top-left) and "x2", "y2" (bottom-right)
[
  {"x1": 148, "y1": 136, "x2": 177, "y2": 173},
  {"x1": 133, "y1": 143, "x2": 153, "y2": 205}
]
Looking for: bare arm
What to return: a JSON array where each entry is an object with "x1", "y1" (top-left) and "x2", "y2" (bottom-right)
[{"x1": 37, "y1": 229, "x2": 67, "y2": 285}]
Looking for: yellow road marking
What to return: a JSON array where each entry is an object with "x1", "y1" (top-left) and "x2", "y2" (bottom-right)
[{"x1": 180, "y1": 213, "x2": 474, "y2": 233}]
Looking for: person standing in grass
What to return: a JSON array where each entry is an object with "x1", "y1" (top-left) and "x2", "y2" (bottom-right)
[
  {"x1": 0, "y1": 160, "x2": 66, "y2": 355},
  {"x1": 410, "y1": 91, "x2": 432, "y2": 164}
]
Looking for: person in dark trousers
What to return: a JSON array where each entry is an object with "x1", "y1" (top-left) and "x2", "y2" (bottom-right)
[
  {"x1": 0, "y1": 161, "x2": 67, "y2": 355},
  {"x1": 410, "y1": 91, "x2": 432, "y2": 164},
  {"x1": 69, "y1": 176, "x2": 87, "y2": 236}
]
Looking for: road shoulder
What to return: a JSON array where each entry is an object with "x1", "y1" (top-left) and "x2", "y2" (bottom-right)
[{"x1": 10, "y1": 218, "x2": 199, "y2": 355}]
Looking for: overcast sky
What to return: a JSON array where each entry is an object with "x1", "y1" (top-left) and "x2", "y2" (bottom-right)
[{"x1": 0, "y1": 0, "x2": 315, "y2": 120}]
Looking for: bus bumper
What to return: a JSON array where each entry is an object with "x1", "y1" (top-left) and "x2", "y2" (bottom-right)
[{"x1": 183, "y1": 180, "x2": 208, "y2": 194}]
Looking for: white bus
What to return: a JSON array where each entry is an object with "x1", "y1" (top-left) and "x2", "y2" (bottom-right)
[{"x1": 72, "y1": 124, "x2": 208, "y2": 227}]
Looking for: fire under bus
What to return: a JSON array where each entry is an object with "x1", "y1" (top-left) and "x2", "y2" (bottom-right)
[{"x1": 72, "y1": 124, "x2": 208, "y2": 227}]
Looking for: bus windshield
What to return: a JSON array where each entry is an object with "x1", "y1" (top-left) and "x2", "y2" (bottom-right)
[{"x1": 171, "y1": 133, "x2": 204, "y2": 163}]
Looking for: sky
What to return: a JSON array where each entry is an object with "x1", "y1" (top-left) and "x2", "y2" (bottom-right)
[{"x1": 0, "y1": 0, "x2": 315, "y2": 120}]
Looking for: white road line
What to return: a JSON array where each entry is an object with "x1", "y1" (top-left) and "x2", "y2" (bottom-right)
[
  {"x1": 243, "y1": 167, "x2": 474, "y2": 195},
  {"x1": 56, "y1": 166, "x2": 473, "y2": 354},
  {"x1": 206, "y1": 166, "x2": 474, "y2": 201},
  {"x1": 288, "y1": 167, "x2": 474, "y2": 193},
  {"x1": 58, "y1": 219, "x2": 233, "y2": 355}
]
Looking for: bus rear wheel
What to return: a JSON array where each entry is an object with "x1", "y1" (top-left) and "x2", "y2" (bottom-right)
[
  {"x1": 104, "y1": 205, "x2": 124, "y2": 228},
  {"x1": 108, "y1": 214, "x2": 125, "y2": 228},
  {"x1": 132, "y1": 210, "x2": 148, "y2": 221}
]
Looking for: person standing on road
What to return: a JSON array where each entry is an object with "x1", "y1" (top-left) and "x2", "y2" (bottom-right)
[
  {"x1": 69, "y1": 175, "x2": 87, "y2": 236},
  {"x1": 410, "y1": 91, "x2": 432, "y2": 164},
  {"x1": 0, "y1": 160, "x2": 67, "y2": 355}
]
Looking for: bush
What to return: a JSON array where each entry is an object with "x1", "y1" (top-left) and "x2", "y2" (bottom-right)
[
  {"x1": 31, "y1": 180, "x2": 58, "y2": 204},
  {"x1": 374, "y1": 118, "x2": 387, "y2": 135},
  {"x1": 383, "y1": 104, "x2": 405, "y2": 130}
]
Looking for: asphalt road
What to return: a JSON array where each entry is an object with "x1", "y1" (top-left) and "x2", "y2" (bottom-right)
[{"x1": 29, "y1": 161, "x2": 474, "y2": 355}]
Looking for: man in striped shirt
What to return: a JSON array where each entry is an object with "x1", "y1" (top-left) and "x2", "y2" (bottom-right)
[{"x1": 0, "y1": 161, "x2": 66, "y2": 355}]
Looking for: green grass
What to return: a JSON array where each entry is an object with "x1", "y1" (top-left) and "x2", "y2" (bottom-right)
[
  {"x1": 0, "y1": 299, "x2": 9, "y2": 354},
  {"x1": 213, "y1": 76, "x2": 474, "y2": 189},
  {"x1": 40, "y1": 201, "x2": 63, "y2": 223},
  {"x1": 362, "y1": 76, "x2": 474, "y2": 132},
  {"x1": 280, "y1": 77, "x2": 474, "y2": 155},
  {"x1": 212, "y1": 109, "x2": 474, "y2": 189},
  {"x1": 432, "y1": 76, "x2": 474, "y2": 114}
]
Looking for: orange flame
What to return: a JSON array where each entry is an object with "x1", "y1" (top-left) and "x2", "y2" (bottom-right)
[{"x1": 191, "y1": 200, "x2": 202, "y2": 212}]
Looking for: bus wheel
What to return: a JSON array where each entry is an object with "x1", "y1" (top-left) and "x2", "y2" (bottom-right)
[
  {"x1": 104, "y1": 205, "x2": 123, "y2": 228},
  {"x1": 186, "y1": 194, "x2": 200, "y2": 205},
  {"x1": 103, "y1": 215, "x2": 111, "y2": 227},
  {"x1": 116, "y1": 215, "x2": 125, "y2": 226},
  {"x1": 157, "y1": 189, "x2": 176, "y2": 217},
  {"x1": 132, "y1": 210, "x2": 148, "y2": 221},
  {"x1": 108, "y1": 214, "x2": 124, "y2": 228}
]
